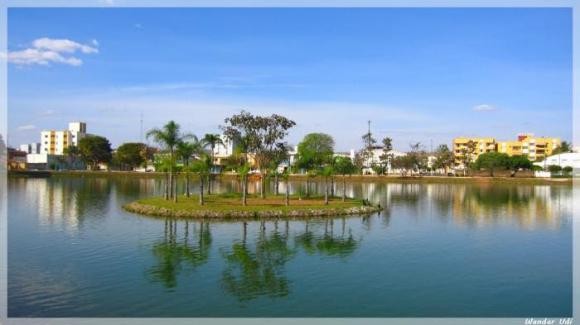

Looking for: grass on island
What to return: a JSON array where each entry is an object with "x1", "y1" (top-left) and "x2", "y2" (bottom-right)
[{"x1": 124, "y1": 193, "x2": 381, "y2": 219}]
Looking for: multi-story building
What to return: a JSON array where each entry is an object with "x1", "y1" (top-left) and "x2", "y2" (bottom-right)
[
  {"x1": 453, "y1": 137, "x2": 496, "y2": 167},
  {"x1": 19, "y1": 143, "x2": 41, "y2": 154},
  {"x1": 40, "y1": 122, "x2": 87, "y2": 155},
  {"x1": 212, "y1": 134, "x2": 239, "y2": 166},
  {"x1": 453, "y1": 133, "x2": 561, "y2": 167},
  {"x1": 497, "y1": 133, "x2": 560, "y2": 162}
]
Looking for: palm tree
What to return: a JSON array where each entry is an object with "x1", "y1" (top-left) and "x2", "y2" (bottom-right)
[
  {"x1": 147, "y1": 121, "x2": 183, "y2": 201},
  {"x1": 176, "y1": 136, "x2": 202, "y2": 198},
  {"x1": 154, "y1": 155, "x2": 173, "y2": 200},
  {"x1": 202, "y1": 133, "x2": 224, "y2": 195},
  {"x1": 191, "y1": 154, "x2": 211, "y2": 206}
]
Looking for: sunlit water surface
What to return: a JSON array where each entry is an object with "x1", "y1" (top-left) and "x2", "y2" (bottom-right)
[{"x1": 8, "y1": 176, "x2": 572, "y2": 317}]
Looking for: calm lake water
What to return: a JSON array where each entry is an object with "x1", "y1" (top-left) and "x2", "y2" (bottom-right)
[{"x1": 8, "y1": 176, "x2": 572, "y2": 317}]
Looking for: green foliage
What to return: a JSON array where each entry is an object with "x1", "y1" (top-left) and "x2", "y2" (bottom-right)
[
  {"x1": 78, "y1": 135, "x2": 113, "y2": 170},
  {"x1": 221, "y1": 110, "x2": 296, "y2": 171},
  {"x1": 146, "y1": 121, "x2": 183, "y2": 153},
  {"x1": 473, "y1": 152, "x2": 510, "y2": 176},
  {"x1": 433, "y1": 144, "x2": 453, "y2": 171},
  {"x1": 563, "y1": 166, "x2": 573, "y2": 174},
  {"x1": 553, "y1": 141, "x2": 571, "y2": 155},
  {"x1": 508, "y1": 155, "x2": 532, "y2": 171},
  {"x1": 334, "y1": 156, "x2": 356, "y2": 176},
  {"x1": 548, "y1": 165, "x2": 562, "y2": 173},
  {"x1": 115, "y1": 142, "x2": 148, "y2": 170},
  {"x1": 296, "y1": 133, "x2": 335, "y2": 171}
]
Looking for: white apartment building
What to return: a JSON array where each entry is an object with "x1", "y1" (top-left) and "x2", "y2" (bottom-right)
[
  {"x1": 19, "y1": 143, "x2": 41, "y2": 154},
  {"x1": 40, "y1": 122, "x2": 87, "y2": 155},
  {"x1": 362, "y1": 146, "x2": 406, "y2": 174}
]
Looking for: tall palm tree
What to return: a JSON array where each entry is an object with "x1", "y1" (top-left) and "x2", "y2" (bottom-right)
[
  {"x1": 192, "y1": 154, "x2": 211, "y2": 206},
  {"x1": 147, "y1": 121, "x2": 184, "y2": 202},
  {"x1": 176, "y1": 136, "x2": 202, "y2": 198},
  {"x1": 202, "y1": 133, "x2": 224, "y2": 195}
]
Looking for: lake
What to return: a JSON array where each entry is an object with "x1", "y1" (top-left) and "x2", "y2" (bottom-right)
[{"x1": 7, "y1": 176, "x2": 573, "y2": 317}]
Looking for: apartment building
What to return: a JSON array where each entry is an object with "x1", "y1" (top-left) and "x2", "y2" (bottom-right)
[
  {"x1": 497, "y1": 133, "x2": 560, "y2": 162},
  {"x1": 453, "y1": 133, "x2": 561, "y2": 167},
  {"x1": 453, "y1": 137, "x2": 496, "y2": 167},
  {"x1": 40, "y1": 122, "x2": 87, "y2": 155}
]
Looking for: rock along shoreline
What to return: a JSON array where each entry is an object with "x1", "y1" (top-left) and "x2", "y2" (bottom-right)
[{"x1": 123, "y1": 201, "x2": 383, "y2": 220}]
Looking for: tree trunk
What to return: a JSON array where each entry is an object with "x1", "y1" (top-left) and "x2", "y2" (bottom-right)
[
  {"x1": 173, "y1": 171, "x2": 178, "y2": 203},
  {"x1": 168, "y1": 170, "x2": 173, "y2": 199},
  {"x1": 331, "y1": 176, "x2": 335, "y2": 197},
  {"x1": 275, "y1": 173, "x2": 279, "y2": 196},
  {"x1": 324, "y1": 177, "x2": 329, "y2": 205},
  {"x1": 199, "y1": 175, "x2": 204, "y2": 205},
  {"x1": 260, "y1": 172, "x2": 265, "y2": 199},
  {"x1": 242, "y1": 175, "x2": 247, "y2": 206},
  {"x1": 185, "y1": 173, "x2": 190, "y2": 198},
  {"x1": 185, "y1": 162, "x2": 190, "y2": 198},
  {"x1": 342, "y1": 176, "x2": 346, "y2": 202},
  {"x1": 164, "y1": 172, "x2": 169, "y2": 200},
  {"x1": 206, "y1": 175, "x2": 211, "y2": 195},
  {"x1": 285, "y1": 179, "x2": 290, "y2": 206},
  {"x1": 306, "y1": 178, "x2": 310, "y2": 198}
]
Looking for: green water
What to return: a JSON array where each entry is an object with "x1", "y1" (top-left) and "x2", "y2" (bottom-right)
[{"x1": 8, "y1": 176, "x2": 572, "y2": 317}]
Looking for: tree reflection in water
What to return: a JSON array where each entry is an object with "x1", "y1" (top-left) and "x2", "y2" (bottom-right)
[
  {"x1": 147, "y1": 219, "x2": 212, "y2": 289},
  {"x1": 221, "y1": 221, "x2": 295, "y2": 302},
  {"x1": 295, "y1": 218, "x2": 359, "y2": 258}
]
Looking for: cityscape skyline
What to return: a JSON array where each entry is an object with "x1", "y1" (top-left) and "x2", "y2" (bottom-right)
[{"x1": 6, "y1": 8, "x2": 573, "y2": 151}]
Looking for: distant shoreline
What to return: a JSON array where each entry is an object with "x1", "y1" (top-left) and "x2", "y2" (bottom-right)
[{"x1": 8, "y1": 170, "x2": 573, "y2": 185}]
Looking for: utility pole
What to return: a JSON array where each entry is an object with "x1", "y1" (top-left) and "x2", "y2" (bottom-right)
[{"x1": 140, "y1": 112, "x2": 143, "y2": 143}]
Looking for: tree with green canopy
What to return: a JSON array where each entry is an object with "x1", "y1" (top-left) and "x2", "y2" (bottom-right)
[
  {"x1": 334, "y1": 156, "x2": 356, "y2": 201},
  {"x1": 176, "y1": 136, "x2": 203, "y2": 198},
  {"x1": 114, "y1": 142, "x2": 147, "y2": 171},
  {"x1": 473, "y1": 152, "x2": 511, "y2": 177},
  {"x1": 553, "y1": 141, "x2": 572, "y2": 155},
  {"x1": 201, "y1": 133, "x2": 224, "y2": 195},
  {"x1": 548, "y1": 165, "x2": 562, "y2": 174},
  {"x1": 377, "y1": 136, "x2": 393, "y2": 175},
  {"x1": 433, "y1": 144, "x2": 454, "y2": 174},
  {"x1": 296, "y1": 133, "x2": 335, "y2": 197},
  {"x1": 78, "y1": 135, "x2": 113, "y2": 170},
  {"x1": 147, "y1": 121, "x2": 189, "y2": 202},
  {"x1": 457, "y1": 140, "x2": 478, "y2": 176},
  {"x1": 191, "y1": 154, "x2": 211, "y2": 205},
  {"x1": 507, "y1": 155, "x2": 532, "y2": 177},
  {"x1": 221, "y1": 110, "x2": 296, "y2": 199}
]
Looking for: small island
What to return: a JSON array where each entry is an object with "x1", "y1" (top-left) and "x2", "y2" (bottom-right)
[{"x1": 123, "y1": 194, "x2": 382, "y2": 219}]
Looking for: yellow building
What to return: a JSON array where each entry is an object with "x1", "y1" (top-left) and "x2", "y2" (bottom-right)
[
  {"x1": 497, "y1": 133, "x2": 560, "y2": 161},
  {"x1": 453, "y1": 137, "x2": 497, "y2": 167},
  {"x1": 40, "y1": 122, "x2": 87, "y2": 155},
  {"x1": 453, "y1": 133, "x2": 561, "y2": 167}
]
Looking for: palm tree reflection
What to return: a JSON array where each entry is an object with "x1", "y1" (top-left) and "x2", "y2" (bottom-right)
[
  {"x1": 221, "y1": 221, "x2": 295, "y2": 302},
  {"x1": 147, "y1": 219, "x2": 212, "y2": 289}
]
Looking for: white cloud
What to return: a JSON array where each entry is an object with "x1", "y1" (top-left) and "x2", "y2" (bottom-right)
[
  {"x1": 6, "y1": 38, "x2": 98, "y2": 67},
  {"x1": 17, "y1": 124, "x2": 36, "y2": 131},
  {"x1": 32, "y1": 38, "x2": 98, "y2": 54},
  {"x1": 473, "y1": 104, "x2": 496, "y2": 112}
]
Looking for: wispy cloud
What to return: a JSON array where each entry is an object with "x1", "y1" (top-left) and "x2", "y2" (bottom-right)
[
  {"x1": 17, "y1": 124, "x2": 36, "y2": 131},
  {"x1": 5, "y1": 38, "x2": 98, "y2": 67},
  {"x1": 134, "y1": 23, "x2": 143, "y2": 29},
  {"x1": 472, "y1": 104, "x2": 496, "y2": 112}
]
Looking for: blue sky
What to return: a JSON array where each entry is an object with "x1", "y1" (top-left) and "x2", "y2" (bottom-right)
[{"x1": 7, "y1": 8, "x2": 572, "y2": 151}]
